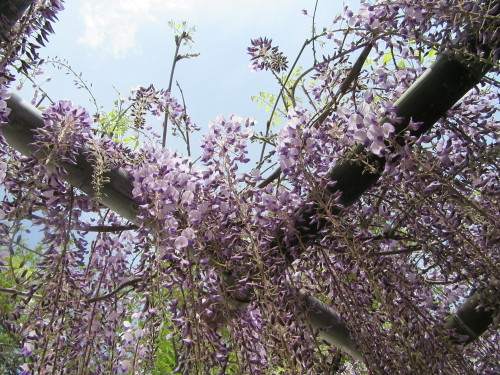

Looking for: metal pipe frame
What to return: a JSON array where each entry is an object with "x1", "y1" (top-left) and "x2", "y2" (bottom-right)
[{"x1": 0, "y1": 1, "x2": 496, "y2": 362}]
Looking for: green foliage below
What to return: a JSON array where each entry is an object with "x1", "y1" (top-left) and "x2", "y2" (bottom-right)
[
  {"x1": 152, "y1": 327, "x2": 178, "y2": 374},
  {"x1": 0, "y1": 241, "x2": 41, "y2": 374}
]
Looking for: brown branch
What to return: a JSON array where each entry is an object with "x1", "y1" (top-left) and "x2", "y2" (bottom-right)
[
  {"x1": 86, "y1": 278, "x2": 141, "y2": 303},
  {"x1": 0, "y1": 286, "x2": 43, "y2": 299},
  {"x1": 258, "y1": 167, "x2": 282, "y2": 189},
  {"x1": 86, "y1": 224, "x2": 138, "y2": 233},
  {"x1": 337, "y1": 42, "x2": 373, "y2": 96},
  {"x1": 371, "y1": 247, "x2": 421, "y2": 256}
]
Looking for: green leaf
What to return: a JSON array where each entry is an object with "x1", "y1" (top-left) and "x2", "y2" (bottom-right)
[
  {"x1": 347, "y1": 272, "x2": 357, "y2": 281},
  {"x1": 382, "y1": 51, "x2": 392, "y2": 64}
]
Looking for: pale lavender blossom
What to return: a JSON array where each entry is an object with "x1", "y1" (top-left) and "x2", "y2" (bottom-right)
[{"x1": 174, "y1": 236, "x2": 188, "y2": 249}]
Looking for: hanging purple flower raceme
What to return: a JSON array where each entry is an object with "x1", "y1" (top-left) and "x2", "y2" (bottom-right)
[
  {"x1": 12, "y1": 180, "x2": 109, "y2": 374},
  {"x1": 130, "y1": 84, "x2": 196, "y2": 134},
  {"x1": 126, "y1": 141, "x2": 248, "y2": 373},
  {"x1": 345, "y1": 106, "x2": 396, "y2": 157},
  {"x1": 0, "y1": 0, "x2": 64, "y2": 82},
  {"x1": 31, "y1": 100, "x2": 92, "y2": 167},
  {"x1": 276, "y1": 107, "x2": 310, "y2": 182},
  {"x1": 0, "y1": 96, "x2": 149, "y2": 373},
  {"x1": 0, "y1": 85, "x2": 11, "y2": 125}
]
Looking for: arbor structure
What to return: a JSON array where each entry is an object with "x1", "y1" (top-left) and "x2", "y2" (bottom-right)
[{"x1": 0, "y1": 1, "x2": 498, "y2": 374}]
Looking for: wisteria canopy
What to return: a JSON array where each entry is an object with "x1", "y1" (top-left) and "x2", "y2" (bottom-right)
[{"x1": 0, "y1": 1, "x2": 498, "y2": 374}]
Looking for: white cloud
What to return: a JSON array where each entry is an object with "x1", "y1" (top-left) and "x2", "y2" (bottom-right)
[
  {"x1": 78, "y1": 0, "x2": 191, "y2": 57},
  {"x1": 78, "y1": 0, "x2": 306, "y2": 58}
]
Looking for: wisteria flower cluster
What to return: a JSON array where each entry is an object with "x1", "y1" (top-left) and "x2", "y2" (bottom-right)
[
  {"x1": 129, "y1": 84, "x2": 197, "y2": 148},
  {"x1": 343, "y1": 103, "x2": 396, "y2": 156},
  {"x1": 247, "y1": 37, "x2": 289, "y2": 73},
  {"x1": 34, "y1": 99, "x2": 92, "y2": 166},
  {"x1": 0, "y1": 86, "x2": 11, "y2": 125},
  {"x1": 0, "y1": 0, "x2": 64, "y2": 82},
  {"x1": 0, "y1": 1, "x2": 498, "y2": 374},
  {"x1": 129, "y1": 145, "x2": 206, "y2": 239}
]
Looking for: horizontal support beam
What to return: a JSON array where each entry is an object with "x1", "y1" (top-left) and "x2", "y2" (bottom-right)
[
  {"x1": 445, "y1": 292, "x2": 494, "y2": 345},
  {"x1": 302, "y1": 294, "x2": 363, "y2": 360},
  {"x1": 1, "y1": 2, "x2": 496, "y2": 361}
]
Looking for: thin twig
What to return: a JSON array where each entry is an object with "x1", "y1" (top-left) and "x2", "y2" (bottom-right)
[
  {"x1": 258, "y1": 167, "x2": 282, "y2": 189},
  {"x1": 20, "y1": 71, "x2": 55, "y2": 105},
  {"x1": 86, "y1": 278, "x2": 141, "y2": 303},
  {"x1": 13, "y1": 241, "x2": 45, "y2": 257},
  {"x1": 289, "y1": 41, "x2": 372, "y2": 106},
  {"x1": 302, "y1": 82, "x2": 317, "y2": 110},
  {"x1": 337, "y1": 42, "x2": 373, "y2": 96},
  {"x1": 0, "y1": 286, "x2": 43, "y2": 299},
  {"x1": 176, "y1": 80, "x2": 191, "y2": 157},
  {"x1": 46, "y1": 58, "x2": 100, "y2": 114},
  {"x1": 162, "y1": 32, "x2": 188, "y2": 148},
  {"x1": 311, "y1": 0, "x2": 320, "y2": 64},
  {"x1": 425, "y1": 275, "x2": 461, "y2": 285},
  {"x1": 372, "y1": 247, "x2": 421, "y2": 256}
]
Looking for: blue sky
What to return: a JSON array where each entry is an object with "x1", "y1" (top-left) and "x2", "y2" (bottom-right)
[{"x1": 16, "y1": 0, "x2": 348, "y2": 157}]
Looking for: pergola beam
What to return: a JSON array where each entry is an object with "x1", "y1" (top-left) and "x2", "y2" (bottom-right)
[
  {"x1": 0, "y1": 0, "x2": 34, "y2": 34},
  {"x1": 0, "y1": 1, "x2": 496, "y2": 362}
]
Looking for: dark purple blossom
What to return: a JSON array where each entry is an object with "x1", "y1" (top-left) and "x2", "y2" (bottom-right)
[
  {"x1": 247, "y1": 37, "x2": 288, "y2": 73},
  {"x1": 33, "y1": 100, "x2": 92, "y2": 166}
]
